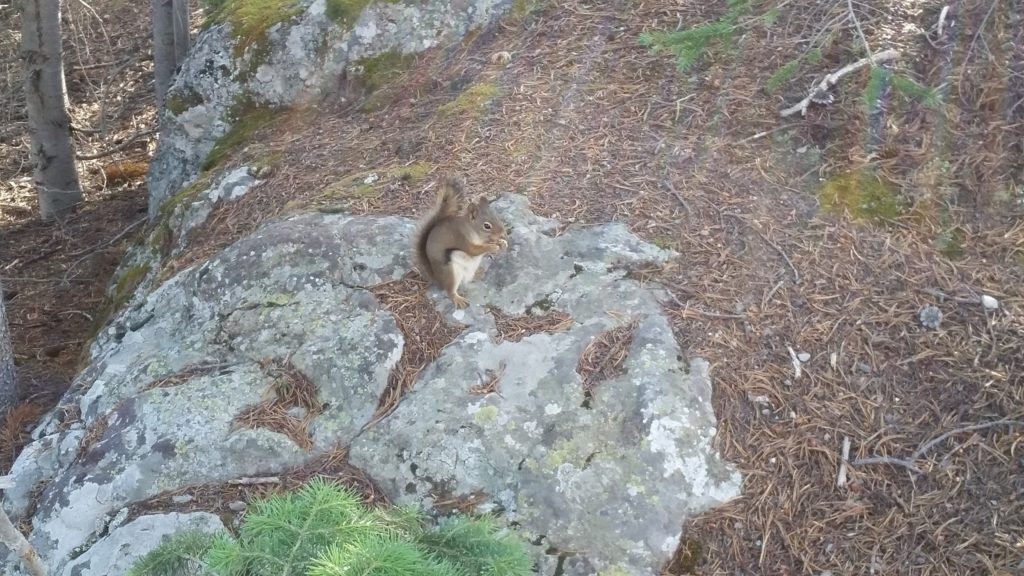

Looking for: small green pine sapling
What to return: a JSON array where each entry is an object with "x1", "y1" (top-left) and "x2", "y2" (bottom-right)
[{"x1": 128, "y1": 477, "x2": 534, "y2": 576}]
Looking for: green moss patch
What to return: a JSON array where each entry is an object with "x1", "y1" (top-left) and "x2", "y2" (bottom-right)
[
  {"x1": 202, "y1": 100, "x2": 279, "y2": 171},
  {"x1": 320, "y1": 162, "x2": 433, "y2": 205},
  {"x1": 157, "y1": 172, "x2": 215, "y2": 223},
  {"x1": 89, "y1": 264, "x2": 152, "y2": 338},
  {"x1": 509, "y1": 0, "x2": 546, "y2": 21},
  {"x1": 350, "y1": 50, "x2": 416, "y2": 111},
  {"x1": 165, "y1": 87, "x2": 204, "y2": 115},
  {"x1": 355, "y1": 50, "x2": 415, "y2": 91},
  {"x1": 436, "y1": 81, "x2": 501, "y2": 118},
  {"x1": 819, "y1": 169, "x2": 903, "y2": 224},
  {"x1": 204, "y1": 0, "x2": 303, "y2": 57},
  {"x1": 325, "y1": 0, "x2": 402, "y2": 29}
]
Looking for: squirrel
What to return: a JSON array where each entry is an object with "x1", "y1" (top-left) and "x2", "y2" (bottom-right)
[{"x1": 413, "y1": 174, "x2": 508, "y2": 309}]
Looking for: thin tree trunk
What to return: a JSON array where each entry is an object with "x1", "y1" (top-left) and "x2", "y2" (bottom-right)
[
  {"x1": 0, "y1": 282, "x2": 15, "y2": 416},
  {"x1": 22, "y1": 0, "x2": 83, "y2": 221},
  {"x1": 172, "y1": 0, "x2": 190, "y2": 68},
  {"x1": 0, "y1": 504, "x2": 47, "y2": 576},
  {"x1": 152, "y1": 0, "x2": 176, "y2": 110}
]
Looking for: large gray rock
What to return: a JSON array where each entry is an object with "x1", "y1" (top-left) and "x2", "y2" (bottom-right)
[
  {"x1": 59, "y1": 512, "x2": 226, "y2": 576},
  {"x1": 148, "y1": 0, "x2": 515, "y2": 217},
  {"x1": 8, "y1": 213, "x2": 410, "y2": 574},
  {"x1": 349, "y1": 196, "x2": 742, "y2": 575},
  {"x1": 4, "y1": 195, "x2": 740, "y2": 575}
]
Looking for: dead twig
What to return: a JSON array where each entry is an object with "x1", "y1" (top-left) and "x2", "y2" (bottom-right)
[
  {"x1": 76, "y1": 129, "x2": 155, "y2": 160},
  {"x1": 0, "y1": 505, "x2": 46, "y2": 576},
  {"x1": 836, "y1": 436, "x2": 851, "y2": 488},
  {"x1": 780, "y1": 49, "x2": 900, "y2": 117},
  {"x1": 851, "y1": 419, "x2": 1024, "y2": 475},
  {"x1": 228, "y1": 476, "x2": 281, "y2": 485},
  {"x1": 61, "y1": 217, "x2": 147, "y2": 284}
]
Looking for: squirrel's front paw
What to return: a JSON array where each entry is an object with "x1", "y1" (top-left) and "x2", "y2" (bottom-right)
[
  {"x1": 497, "y1": 238, "x2": 508, "y2": 249},
  {"x1": 452, "y1": 294, "x2": 470, "y2": 309}
]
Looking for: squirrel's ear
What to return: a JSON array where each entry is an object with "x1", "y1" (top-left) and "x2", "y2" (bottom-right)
[{"x1": 468, "y1": 201, "x2": 479, "y2": 218}]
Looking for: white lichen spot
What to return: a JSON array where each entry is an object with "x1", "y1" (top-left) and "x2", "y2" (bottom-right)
[
  {"x1": 661, "y1": 535, "x2": 679, "y2": 553},
  {"x1": 647, "y1": 416, "x2": 685, "y2": 478},
  {"x1": 522, "y1": 420, "x2": 540, "y2": 437},
  {"x1": 544, "y1": 403, "x2": 562, "y2": 416}
]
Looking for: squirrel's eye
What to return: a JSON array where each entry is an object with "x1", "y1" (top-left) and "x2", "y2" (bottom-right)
[{"x1": 483, "y1": 222, "x2": 493, "y2": 231}]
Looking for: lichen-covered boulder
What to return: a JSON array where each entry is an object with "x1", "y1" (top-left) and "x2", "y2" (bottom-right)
[
  {"x1": 3, "y1": 195, "x2": 740, "y2": 576},
  {"x1": 349, "y1": 196, "x2": 742, "y2": 575},
  {"x1": 148, "y1": 0, "x2": 515, "y2": 217}
]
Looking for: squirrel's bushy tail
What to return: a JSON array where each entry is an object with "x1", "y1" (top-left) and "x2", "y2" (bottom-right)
[{"x1": 412, "y1": 174, "x2": 465, "y2": 282}]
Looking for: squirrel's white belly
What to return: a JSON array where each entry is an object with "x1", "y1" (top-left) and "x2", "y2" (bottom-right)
[{"x1": 450, "y1": 250, "x2": 484, "y2": 288}]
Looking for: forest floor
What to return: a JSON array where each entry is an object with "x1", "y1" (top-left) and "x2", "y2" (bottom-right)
[{"x1": 2, "y1": 0, "x2": 1023, "y2": 574}]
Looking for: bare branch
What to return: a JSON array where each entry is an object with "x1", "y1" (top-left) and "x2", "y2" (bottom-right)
[
  {"x1": 0, "y1": 506, "x2": 47, "y2": 576},
  {"x1": 780, "y1": 49, "x2": 900, "y2": 118}
]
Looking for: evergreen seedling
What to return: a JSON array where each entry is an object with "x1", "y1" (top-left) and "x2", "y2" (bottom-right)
[{"x1": 128, "y1": 477, "x2": 533, "y2": 576}]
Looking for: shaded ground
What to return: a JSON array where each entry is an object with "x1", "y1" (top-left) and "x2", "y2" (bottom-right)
[
  {"x1": 3, "y1": 0, "x2": 1024, "y2": 574},
  {"x1": 0, "y1": 0, "x2": 200, "y2": 467}
]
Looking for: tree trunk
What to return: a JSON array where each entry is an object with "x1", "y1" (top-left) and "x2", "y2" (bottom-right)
[
  {"x1": 0, "y1": 282, "x2": 15, "y2": 416},
  {"x1": 172, "y1": 0, "x2": 190, "y2": 68},
  {"x1": 22, "y1": 0, "x2": 83, "y2": 221},
  {"x1": 152, "y1": 0, "x2": 176, "y2": 110}
]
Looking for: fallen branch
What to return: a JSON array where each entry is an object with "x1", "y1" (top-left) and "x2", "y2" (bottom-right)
[
  {"x1": 836, "y1": 436, "x2": 851, "y2": 488},
  {"x1": 780, "y1": 49, "x2": 900, "y2": 117},
  {"x1": 228, "y1": 476, "x2": 281, "y2": 485},
  {"x1": 76, "y1": 129, "x2": 156, "y2": 161},
  {"x1": 0, "y1": 506, "x2": 47, "y2": 576},
  {"x1": 851, "y1": 419, "x2": 1024, "y2": 475},
  {"x1": 61, "y1": 217, "x2": 147, "y2": 284}
]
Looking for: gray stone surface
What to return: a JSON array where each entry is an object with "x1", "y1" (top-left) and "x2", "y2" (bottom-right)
[
  {"x1": 349, "y1": 195, "x2": 742, "y2": 576},
  {"x1": 4, "y1": 195, "x2": 741, "y2": 575},
  {"x1": 147, "y1": 0, "x2": 515, "y2": 217},
  {"x1": 6, "y1": 213, "x2": 410, "y2": 574},
  {"x1": 59, "y1": 512, "x2": 226, "y2": 576}
]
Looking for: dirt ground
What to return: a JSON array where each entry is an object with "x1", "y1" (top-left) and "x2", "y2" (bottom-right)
[{"x1": 2, "y1": 0, "x2": 1023, "y2": 574}]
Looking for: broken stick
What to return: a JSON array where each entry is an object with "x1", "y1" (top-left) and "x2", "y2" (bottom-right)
[{"x1": 780, "y1": 49, "x2": 900, "y2": 117}]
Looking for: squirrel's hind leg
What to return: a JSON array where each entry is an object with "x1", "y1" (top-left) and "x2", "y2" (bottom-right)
[{"x1": 435, "y1": 260, "x2": 469, "y2": 309}]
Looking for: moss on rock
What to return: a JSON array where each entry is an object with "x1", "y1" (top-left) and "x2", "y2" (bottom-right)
[
  {"x1": 89, "y1": 264, "x2": 152, "y2": 340},
  {"x1": 325, "y1": 0, "x2": 403, "y2": 29},
  {"x1": 165, "y1": 87, "x2": 204, "y2": 115},
  {"x1": 204, "y1": 0, "x2": 304, "y2": 57},
  {"x1": 202, "y1": 98, "x2": 279, "y2": 171}
]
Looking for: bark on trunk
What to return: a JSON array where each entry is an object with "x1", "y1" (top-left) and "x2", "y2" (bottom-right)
[
  {"x1": 151, "y1": 0, "x2": 176, "y2": 110},
  {"x1": 172, "y1": 0, "x2": 190, "y2": 68},
  {"x1": 0, "y1": 282, "x2": 15, "y2": 416},
  {"x1": 22, "y1": 0, "x2": 83, "y2": 221}
]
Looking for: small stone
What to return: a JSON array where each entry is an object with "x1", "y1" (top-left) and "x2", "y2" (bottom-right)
[
  {"x1": 981, "y1": 295, "x2": 999, "y2": 310},
  {"x1": 797, "y1": 352, "x2": 811, "y2": 363},
  {"x1": 748, "y1": 393, "x2": 770, "y2": 405},
  {"x1": 228, "y1": 501, "x2": 247, "y2": 512},
  {"x1": 855, "y1": 362, "x2": 872, "y2": 374},
  {"x1": 171, "y1": 494, "x2": 194, "y2": 505},
  {"x1": 918, "y1": 305, "x2": 943, "y2": 329}
]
